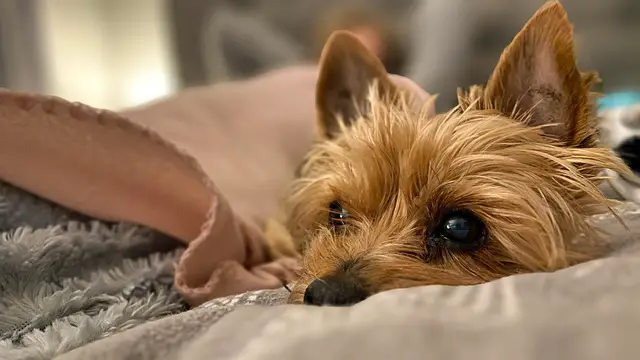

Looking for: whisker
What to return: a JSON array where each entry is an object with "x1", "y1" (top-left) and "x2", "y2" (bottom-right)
[{"x1": 283, "y1": 282, "x2": 292, "y2": 293}]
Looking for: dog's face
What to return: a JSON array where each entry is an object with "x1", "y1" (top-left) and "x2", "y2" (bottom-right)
[{"x1": 285, "y1": 1, "x2": 629, "y2": 306}]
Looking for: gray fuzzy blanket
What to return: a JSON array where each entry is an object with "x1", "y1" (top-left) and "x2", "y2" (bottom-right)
[{"x1": 0, "y1": 181, "x2": 189, "y2": 360}]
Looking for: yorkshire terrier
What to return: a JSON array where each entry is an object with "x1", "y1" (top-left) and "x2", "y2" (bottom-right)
[{"x1": 276, "y1": 1, "x2": 630, "y2": 306}]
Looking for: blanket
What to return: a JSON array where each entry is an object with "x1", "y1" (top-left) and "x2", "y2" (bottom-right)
[
  {"x1": 0, "y1": 182, "x2": 187, "y2": 360},
  {"x1": 56, "y1": 202, "x2": 640, "y2": 360},
  {"x1": 0, "y1": 70, "x2": 308, "y2": 308}
]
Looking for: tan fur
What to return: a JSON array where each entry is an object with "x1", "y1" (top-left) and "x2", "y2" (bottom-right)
[
  {"x1": 263, "y1": 217, "x2": 300, "y2": 259},
  {"x1": 280, "y1": 1, "x2": 631, "y2": 304}
]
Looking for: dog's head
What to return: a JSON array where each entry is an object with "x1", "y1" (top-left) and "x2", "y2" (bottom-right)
[{"x1": 285, "y1": 1, "x2": 629, "y2": 306}]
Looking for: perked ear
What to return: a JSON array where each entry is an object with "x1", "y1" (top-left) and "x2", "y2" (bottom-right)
[
  {"x1": 316, "y1": 30, "x2": 397, "y2": 138},
  {"x1": 484, "y1": 1, "x2": 597, "y2": 147}
]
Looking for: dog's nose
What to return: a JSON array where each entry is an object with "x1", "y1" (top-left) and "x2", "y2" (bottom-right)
[{"x1": 303, "y1": 275, "x2": 369, "y2": 306}]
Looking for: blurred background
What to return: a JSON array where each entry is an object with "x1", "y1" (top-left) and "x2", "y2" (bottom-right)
[{"x1": 0, "y1": 0, "x2": 639, "y2": 111}]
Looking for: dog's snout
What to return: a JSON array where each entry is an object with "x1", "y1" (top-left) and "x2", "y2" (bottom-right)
[{"x1": 303, "y1": 275, "x2": 369, "y2": 306}]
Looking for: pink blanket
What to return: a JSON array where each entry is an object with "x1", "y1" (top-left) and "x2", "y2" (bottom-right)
[{"x1": 0, "y1": 65, "x2": 431, "y2": 306}]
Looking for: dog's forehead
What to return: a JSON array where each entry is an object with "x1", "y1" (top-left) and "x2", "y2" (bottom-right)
[
  {"x1": 328, "y1": 113, "x2": 454, "y2": 211},
  {"x1": 326, "y1": 109, "x2": 541, "y2": 214}
]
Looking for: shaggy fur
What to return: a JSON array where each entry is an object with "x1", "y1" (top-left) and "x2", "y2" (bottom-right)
[
  {"x1": 279, "y1": 1, "x2": 631, "y2": 305},
  {"x1": 0, "y1": 181, "x2": 187, "y2": 360}
]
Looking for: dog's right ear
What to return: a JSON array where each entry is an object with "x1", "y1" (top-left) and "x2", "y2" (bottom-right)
[
  {"x1": 483, "y1": 1, "x2": 596, "y2": 147},
  {"x1": 316, "y1": 30, "x2": 397, "y2": 139}
]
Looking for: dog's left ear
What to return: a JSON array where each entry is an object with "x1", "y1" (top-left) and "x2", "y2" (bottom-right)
[
  {"x1": 484, "y1": 1, "x2": 597, "y2": 147},
  {"x1": 316, "y1": 30, "x2": 398, "y2": 138}
]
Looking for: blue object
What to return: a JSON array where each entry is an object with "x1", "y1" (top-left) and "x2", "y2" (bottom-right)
[{"x1": 598, "y1": 91, "x2": 640, "y2": 110}]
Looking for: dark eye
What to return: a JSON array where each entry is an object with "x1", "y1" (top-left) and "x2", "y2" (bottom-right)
[
  {"x1": 328, "y1": 201, "x2": 349, "y2": 229},
  {"x1": 431, "y1": 209, "x2": 486, "y2": 252}
]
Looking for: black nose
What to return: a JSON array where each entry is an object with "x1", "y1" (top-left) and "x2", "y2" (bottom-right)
[{"x1": 303, "y1": 275, "x2": 369, "y2": 306}]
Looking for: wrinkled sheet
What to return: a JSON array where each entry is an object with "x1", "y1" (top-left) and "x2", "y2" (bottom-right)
[{"x1": 56, "y1": 203, "x2": 640, "y2": 360}]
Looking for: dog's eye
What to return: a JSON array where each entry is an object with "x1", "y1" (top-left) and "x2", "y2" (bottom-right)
[
  {"x1": 432, "y1": 210, "x2": 486, "y2": 252},
  {"x1": 328, "y1": 201, "x2": 349, "y2": 228}
]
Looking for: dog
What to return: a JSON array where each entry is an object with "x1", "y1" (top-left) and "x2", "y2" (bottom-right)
[{"x1": 277, "y1": 1, "x2": 630, "y2": 306}]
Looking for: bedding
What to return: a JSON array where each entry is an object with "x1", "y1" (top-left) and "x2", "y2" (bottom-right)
[
  {"x1": 0, "y1": 69, "x2": 312, "y2": 359},
  {"x1": 56, "y1": 202, "x2": 640, "y2": 360},
  {"x1": 0, "y1": 181, "x2": 187, "y2": 360}
]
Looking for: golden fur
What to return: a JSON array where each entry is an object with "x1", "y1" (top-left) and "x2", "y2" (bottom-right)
[{"x1": 277, "y1": 1, "x2": 630, "y2": 305}]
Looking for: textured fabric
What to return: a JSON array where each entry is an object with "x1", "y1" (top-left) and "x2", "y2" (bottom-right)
[
  {"x1": 57, "y1": 203, "x2": 640, "y2": 360},
  {"x1": 0, "y1": 181, "x2": 187, "y2": 360},
  {"x1": 0, "y1": 87, "x2": 299, "y2": 308}
]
